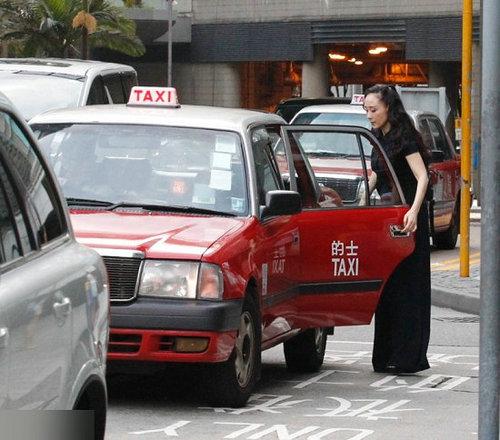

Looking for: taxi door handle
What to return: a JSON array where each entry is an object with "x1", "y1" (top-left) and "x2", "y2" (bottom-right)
[
  {"x1": 390, "y1": 225, "x2": 410, "y2": 238},
  {"x1": 0, "y1": 327, "x2": 9, "y2": 349},
  {"x1": 53, "y1": 296, "x2": 72, "y2": 319}
]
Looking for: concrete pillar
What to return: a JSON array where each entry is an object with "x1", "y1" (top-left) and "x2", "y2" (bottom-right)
[
  {"x1": 428, "y1": 61, "x2": 461, "y2": 141},
  {"x1": 301, "y1": 46, "x2": 330, "y2": 97},
  {"x1": 174, "y1": 62, "x2": 241, "y2": 107}
]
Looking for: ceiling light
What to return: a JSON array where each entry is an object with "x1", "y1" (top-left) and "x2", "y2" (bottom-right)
[
  {"x1": 347, "y1": 58, "x2": 357, "y2": 63},
  {"x1": 369, "y1": 46, "x2": 388, "y2": 55},
  {"x1": 354, "y1": 60, "x2": 363, "y2": 65},
  {"x1": 329, "y1": 53, "x2": 346, "y2": 60}
]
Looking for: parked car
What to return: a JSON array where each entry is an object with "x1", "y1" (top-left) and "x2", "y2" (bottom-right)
[
  {"x1": 31, "y1": 86, "x2": 415, "y2": 407},
  {"x1": 0, "y1": 91, "x2": 109, "y2": 439},
  {"x1": 291, "y1": 99, "x2": 462, "y2": 249},
  {"x1": 0, "y1": 57, "x2": 138, "y2": 120},
  {"x1": 274, "y1": 96, "x2": 351, "y2": 122}
]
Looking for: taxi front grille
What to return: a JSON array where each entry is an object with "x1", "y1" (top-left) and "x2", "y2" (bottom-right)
[
  {"x1": 316, "y1": 176, "x2": 361, "y2": 203},
  {"x1": 102, "y1": 256, "x2": 142, "y2": 301},
  {"x1": 108, "y1": 333, "x2": 176, "y2": 355},
  {"x1": 108, "y1": 333, "x2": 141, "y2": 354}
]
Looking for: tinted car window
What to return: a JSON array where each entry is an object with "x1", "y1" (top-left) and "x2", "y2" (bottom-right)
[
  {"x1": 0, "y1": 165, "x2": 22, "y2": 263},
  {"x1": 418, "y1": 119, "x2": 434, "y2": 151},
  {"x1": 103, "y1": 74, "x2": 126, "y2": 103},
  {"x1": 1, "y1": 113, "x2": 66, "y2": 244},
  {"x1": 87, "y1": 76, "x2": 109, "y2": 105},
  {"x1": 275, "y1": 97, "x2": 351, "y2": 122},
  {"x1": 121, "y1": 72, "x2": 138, "y2": 100},
  {"x1": 251, "y1": 128, "x2": 282, "y2": 205},
  {"x1": 426, "y1": 117, "x2": 452, "y2": 160},
  {"x1": 0, "y1": 161, "x2": 32, "y2": 263}
]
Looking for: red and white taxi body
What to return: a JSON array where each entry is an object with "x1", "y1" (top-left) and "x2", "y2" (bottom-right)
[{"x1": 30, "y1": 87, "x2": 414, "y2": 407}]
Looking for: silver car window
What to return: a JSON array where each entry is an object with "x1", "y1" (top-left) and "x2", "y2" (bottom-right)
[
  {"x1": 1, "y1": 113, "x2": 66, "y2": 244},
  {"x1": 0, "y1": 164, "x2": 23, "y2": 264}
]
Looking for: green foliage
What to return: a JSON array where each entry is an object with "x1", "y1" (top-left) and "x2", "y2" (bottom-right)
[{"x1": 0, "y1": 0, "x2": 146, "y2": 58}]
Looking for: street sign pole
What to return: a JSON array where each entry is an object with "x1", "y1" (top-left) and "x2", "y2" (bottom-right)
[
  {"x1": 460, "y1": 0, "x2": 472, "y2": 277},
  {"x1": 167, "y1": 0, "x2": 173, "y2": 87},
  {"x1": 479, "y1": 0, "x2": 500, "y2": 437}
]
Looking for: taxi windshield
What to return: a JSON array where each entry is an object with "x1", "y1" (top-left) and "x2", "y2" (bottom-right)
[{"x1": 32, "y1": 123, "x2": 248, "y2": 216}]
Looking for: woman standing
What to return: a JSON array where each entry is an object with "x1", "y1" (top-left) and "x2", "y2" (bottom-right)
[{"x1": 364, "y1": 84, "x2": 431, "y2": 374}]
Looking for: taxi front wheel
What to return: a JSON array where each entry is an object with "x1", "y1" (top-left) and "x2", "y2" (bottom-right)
[
  {"x1": 284, "y1": 328, "x2": 327, "y2": 373},
  {"x1": 204, "y1": 295, "x2": 261, "y2": 408}
]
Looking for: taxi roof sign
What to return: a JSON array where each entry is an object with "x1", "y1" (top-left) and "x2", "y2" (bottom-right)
[
  {"x1": 128, "y1": 86, "x2": 180, "y2": 108},
  {"x1": 350, "y1": 94, "x2": 365, "y2": 105}
]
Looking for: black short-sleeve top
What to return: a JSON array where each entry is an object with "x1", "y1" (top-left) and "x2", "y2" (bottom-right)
[{"x1": 371, "y1": 129, "x2": 419, "y2": 205}]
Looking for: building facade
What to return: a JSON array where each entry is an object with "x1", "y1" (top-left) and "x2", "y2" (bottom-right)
[{"x1": 109, "y1": 0, "x2": 481, "y2": 194}]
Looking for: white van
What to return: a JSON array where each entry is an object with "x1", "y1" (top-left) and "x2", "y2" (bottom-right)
[{"x1": 0, "y1": 57, "x2": 138, "y2": 120}]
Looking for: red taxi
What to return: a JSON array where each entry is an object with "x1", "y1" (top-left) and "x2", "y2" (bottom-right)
[
  {"x1": 292, "y1": 95, "x2": 462, "y2": 249},
  {"x1": 30, "y1": 87, "x2": 414, "y2": 407}
]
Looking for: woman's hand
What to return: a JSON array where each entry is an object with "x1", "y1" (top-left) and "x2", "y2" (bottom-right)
[{"x1": 402, "y1": 208, "x2": 418, "y2": 233}]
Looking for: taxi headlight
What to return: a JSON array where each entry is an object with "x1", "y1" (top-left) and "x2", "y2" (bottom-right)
[{"x1": 138, "y1": 261, "x2": 223, "y2": 300}]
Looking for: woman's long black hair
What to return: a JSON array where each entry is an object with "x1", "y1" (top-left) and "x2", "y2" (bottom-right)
[{"x1": 364, "y1": 84, "x2": 431, "y2": 167}]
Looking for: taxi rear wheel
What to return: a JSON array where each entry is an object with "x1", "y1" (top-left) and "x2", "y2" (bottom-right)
[
  {"x1": 204, "y1": 295, "x2": 261, "y2": 408},
  {"x1": 284, "y1": 328, "x2": 327, "y2": 373},
  {"x1": 433, "y1": 198, "x2": 459, "y2": 249}
]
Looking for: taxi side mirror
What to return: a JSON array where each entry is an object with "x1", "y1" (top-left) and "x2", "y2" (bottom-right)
[{"x1": 261, "y1": 190, "x2": 302, "y2": 218}]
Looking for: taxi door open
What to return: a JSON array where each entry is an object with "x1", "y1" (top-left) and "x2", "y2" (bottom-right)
[{"x1": 279, "y1": 125, "x2": 415, "y2": 328}]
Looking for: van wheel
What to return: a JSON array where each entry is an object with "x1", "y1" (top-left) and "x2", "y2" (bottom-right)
[
  {"x1": 284, "y1": 328, "x2": 327, "y2": 373},
  {"x1": 205, "y1": 296, "x2": 261, "y2": 408},
  {"x1": 433, "y1": 199, "x2": 459, "y2": 249}
]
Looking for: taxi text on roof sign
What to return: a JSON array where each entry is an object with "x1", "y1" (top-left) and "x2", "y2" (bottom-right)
[
  {"x1": 350, "y1": 94, "x2": 365, "y2": 105},
  {"x1": 128, "y1": 86, "x2": 180, "y2": 108}
]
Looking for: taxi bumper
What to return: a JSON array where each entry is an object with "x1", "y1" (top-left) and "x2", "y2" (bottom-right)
[{"x1": 108, "y1": 297, "x2": 243, "y2": 362}]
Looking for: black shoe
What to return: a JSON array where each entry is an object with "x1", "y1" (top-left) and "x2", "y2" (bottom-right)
[{"x1": 386, "y1": 365, "x2": 416, "y2": 375}]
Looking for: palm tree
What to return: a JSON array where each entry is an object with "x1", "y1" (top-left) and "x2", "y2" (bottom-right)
[{"x1": 0, "y1": 0, "x2": 145, "y2": 59}]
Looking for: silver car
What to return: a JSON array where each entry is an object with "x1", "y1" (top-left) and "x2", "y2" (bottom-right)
[
  {"x1": 0, "y1": 91, "x2": 109, "y2": 439},
  {"x1": 0, "y1": 57, "x2": 138, "y2": 120}
]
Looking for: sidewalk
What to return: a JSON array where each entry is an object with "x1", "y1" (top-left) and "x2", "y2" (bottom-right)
[{"x1": 431, "y1": 202, "x2": 481, "y2": 315}]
